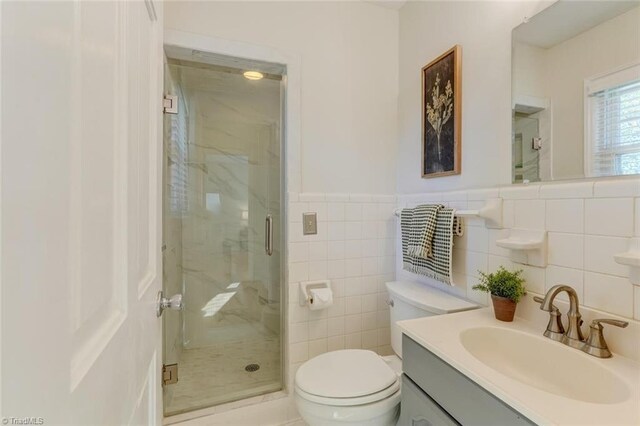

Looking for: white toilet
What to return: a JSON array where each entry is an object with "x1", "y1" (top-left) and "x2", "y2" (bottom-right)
[{"x1": 294, "y1": 281, "x2": 477, "y2": 426}]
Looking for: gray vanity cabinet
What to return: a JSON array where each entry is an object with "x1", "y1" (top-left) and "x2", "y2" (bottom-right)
[
  {"x1": 400, "y1": 374, "x2": 460, "y2": 426},
  {"x1": 399, "y1": 335, "x2": 536, "y2": 426}
]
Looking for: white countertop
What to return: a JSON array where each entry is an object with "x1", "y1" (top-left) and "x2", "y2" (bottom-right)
[{"x1": 398, "y1": 308, "x2": 640, "y2": 426}]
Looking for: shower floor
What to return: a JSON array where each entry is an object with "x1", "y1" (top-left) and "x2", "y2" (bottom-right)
[{"x1": 164, "y1": 327, "x2": 281, "y2": 416}]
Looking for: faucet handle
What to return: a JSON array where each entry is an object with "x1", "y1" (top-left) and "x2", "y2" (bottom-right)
[
  {"x1": 591, "y1": 318, "x2": 629, "y2": 329},
  {"x1": 582, "y1": 318, "x2": 629, "y2": 358},
  {"x1": 534, "y1": 296, "x2": 564, "y2": 341}
]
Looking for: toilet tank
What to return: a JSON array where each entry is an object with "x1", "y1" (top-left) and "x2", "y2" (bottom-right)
[{"x1": 386, "y1": 281, "x2": 477, "y2": 358}]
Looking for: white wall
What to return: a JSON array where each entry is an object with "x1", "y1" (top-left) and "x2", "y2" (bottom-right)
[
  {"x1": 397, "y1": 1, "x2": 552, "y2": 193},
  {"x1": 395, "y1": 0, "x2": 640, "y2": 365},
  {"x1": 544, "y1": 6, "x2": 640, "y2": 180},
  {"x1": 165, "y1": 3, "x2": 640, "y2": 425},
  {"x1": 165, "y1": 0, "x2": 399, "y2": 195},
  {"x1": 288, "y1": 192, "x2": 397, "y2": 356},
  {"x1": 512, "y1": 41, "x2": 548, "y2": 100},
  {"x1": 512, "y1": 42, "x2": 551, "y2": 181}
]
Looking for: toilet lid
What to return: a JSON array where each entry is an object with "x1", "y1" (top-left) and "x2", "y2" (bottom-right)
[{"x1": 295, "y1": 350, "x2": 397, "y2": 398}]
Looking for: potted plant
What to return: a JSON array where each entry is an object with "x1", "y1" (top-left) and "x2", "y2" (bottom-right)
[{"x1": 472, "y1": 266, "x2": 526, "y2": 322}]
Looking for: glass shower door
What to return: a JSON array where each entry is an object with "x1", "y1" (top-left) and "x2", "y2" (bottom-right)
[
  {"x1": 513, "y1": 114, "x2": 541, "y2": 183},
  {"x1": 162, "y1": 55, "x2": 283, "y2": 416}
]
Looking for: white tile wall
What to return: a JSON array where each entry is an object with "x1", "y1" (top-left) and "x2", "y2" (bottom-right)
[
  {"x1": 545, "y1": 265, "x2": 584, "y2": 302},
  {"x1": 538, "y1": 181, "x2": 593, "y2": 199},
  {"x1": 286, "y1": 192, "x2": 396, "y2": 393},
  {"x1": 500, "y1": 184, "x2": 540, "y2": 199},
  {"x1": 191, "y1": 179, "x2": 639, "y2": 425},
  {"x1": 546, "y1": 199, "x2": 584, "y2": 233},
  {"x1": 584, "y1": 235, "x2": 630, "y2": 277},
  {"x1": 584, "y1": 198, "x2": 634, "y2": 237},
  {"x1": 593, "y1": 179, "x2": 640, "y2": 198},
  {"x1": 584, "y1": 272, "x2": 634, "y2": 319},
  {"x1": 548, "y1": 233, "x2": 584, "y2": 269},
  {"x1": 513, "y1": 199, "x2": 546, "y2": 230},
  {"x1": 397, "y1": 178, "x2": 640, "y2": 323}
]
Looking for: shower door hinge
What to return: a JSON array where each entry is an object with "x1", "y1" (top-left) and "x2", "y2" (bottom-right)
[
  {"x1": 163, "y1": 95, "x2": 178, "y2": 114},
  {"x1": 532, "y1": 137, "x2": 543, "y2": 151},
  {"x1": 162, "y1": 363, "x2": 178, "y2": 386}
]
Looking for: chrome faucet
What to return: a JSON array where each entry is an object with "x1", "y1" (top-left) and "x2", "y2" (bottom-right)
[
  {"x1": 537, "y1": 285, "x2": 629, "y2": 358},
  {"x1": 539, "y1": 285, "x2": 585, "y2": 348}
]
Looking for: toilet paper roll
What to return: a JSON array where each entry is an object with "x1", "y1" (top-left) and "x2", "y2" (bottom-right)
[{"x1": 309, "y1": 287, "x2": 333, "y2": 310}]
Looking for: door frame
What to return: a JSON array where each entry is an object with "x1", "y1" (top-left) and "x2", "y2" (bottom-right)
[{"x1": 161, "y1": 29, "x2": 300, "y2": 421}]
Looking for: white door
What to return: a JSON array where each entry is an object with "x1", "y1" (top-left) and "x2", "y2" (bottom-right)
[{"x1": 1, "y1": 1, "x2": 164, "y2": 424}]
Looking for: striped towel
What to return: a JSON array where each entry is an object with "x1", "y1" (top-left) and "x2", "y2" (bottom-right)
[
  {"x1": 401, "y1": 207, "x2": 462, "y2": 285},
  {"x1": 406, "y1": 204, "x2": 443, "y2": 259}
]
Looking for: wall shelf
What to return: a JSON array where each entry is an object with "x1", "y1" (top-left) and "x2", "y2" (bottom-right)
[
  {"x1": 495, "y1": 237, "x2": 543, "y2": 251},
  {"x1": 496, "y1": 229, "x2": 547, "y2": 267},
  {"x1": 614, "y1": 252, "x2": 640, "y2": 267},
  {"x1": 614, "y1": 238, "x2": 640, "y2": 285}
]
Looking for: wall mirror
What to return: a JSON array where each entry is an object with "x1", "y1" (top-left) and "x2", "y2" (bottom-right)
[{"x1": 511, "y1": 0, "x2": 640, "y2": 183}]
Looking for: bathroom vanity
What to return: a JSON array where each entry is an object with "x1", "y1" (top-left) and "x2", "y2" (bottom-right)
[
  {"x1": 400, "y1": 335, "x2": 534, "y2": 425},
  {"x1": 398, "y1": 308, "x2": 640, "y2": 425}
]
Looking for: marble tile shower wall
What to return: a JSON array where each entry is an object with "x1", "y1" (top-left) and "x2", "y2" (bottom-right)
[
  {"x1": 286, "y1": 192, "x2": 397, "y2": 382},
  {"x1": 397, "y1": 179, "x2": 640, "y2": 322}
]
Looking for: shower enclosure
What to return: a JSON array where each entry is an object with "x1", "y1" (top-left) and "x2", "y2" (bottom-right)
[{"x1": 162, "y1": 49, "x2": 284, "y2": 416}]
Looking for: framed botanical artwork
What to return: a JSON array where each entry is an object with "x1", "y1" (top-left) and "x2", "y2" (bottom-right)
[{"x1": 421, "y1": 45, "x2": 462, "y2": 178}]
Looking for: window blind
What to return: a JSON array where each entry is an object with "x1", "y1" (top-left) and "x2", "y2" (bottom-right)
[
  {"x1": 168, "y1": 93, "x2": 188, "y2": 216},
  {"x1": 587, "y1": 73, "x2": 640, "y2": 177}
]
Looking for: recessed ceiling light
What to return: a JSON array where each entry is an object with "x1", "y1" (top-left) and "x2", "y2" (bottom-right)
[{"x1": 243, "y1": 71, "x2": 264, "y2": 80}]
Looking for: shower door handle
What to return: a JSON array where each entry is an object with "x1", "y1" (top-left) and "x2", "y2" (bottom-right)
[{"x1": 265, "y1": 214, "x2": 273, "y2": 256}]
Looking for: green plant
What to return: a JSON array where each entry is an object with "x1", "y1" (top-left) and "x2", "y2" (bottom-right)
[{"x1": 472, "y1": 266, "x2": 526, "y2": 303}]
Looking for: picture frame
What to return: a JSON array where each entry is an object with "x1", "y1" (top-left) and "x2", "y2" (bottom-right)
[{"x1": 421, "y1": 45, "x2": 462, "y2": 178}]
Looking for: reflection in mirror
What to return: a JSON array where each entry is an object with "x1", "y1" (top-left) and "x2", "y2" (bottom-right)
[{"x1": 512, "y1": 1, "x2": 640, "y2": 183}]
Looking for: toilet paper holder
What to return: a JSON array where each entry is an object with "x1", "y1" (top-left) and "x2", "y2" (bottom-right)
[{"x1": 299, "y1": 280, "x2": 332, "y2": 306}]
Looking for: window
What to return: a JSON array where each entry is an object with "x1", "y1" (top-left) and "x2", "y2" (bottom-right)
[
  {"x1": 168, "y1": 93, "x2": 188, "y2": 216},
  {"x1": 586, "y1": 65, "x2": 640, "y2": 177}
]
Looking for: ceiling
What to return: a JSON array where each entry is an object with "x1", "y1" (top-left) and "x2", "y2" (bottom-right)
[{"x1": 513, "y1": 1, "x2": 639, "y2": 49}]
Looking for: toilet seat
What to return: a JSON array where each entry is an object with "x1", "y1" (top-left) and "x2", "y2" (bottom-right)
[
  {"x1": 295, "y1": 349, "x2": 399, "y2": 407},
  {"x1": 295, "y1": 380, "x2": 400, "y2": 406}
]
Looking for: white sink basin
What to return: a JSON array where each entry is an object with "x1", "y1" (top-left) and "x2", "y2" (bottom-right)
[{"x1": 460, "y1": 326, "x2": 630, "y2": 404}]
